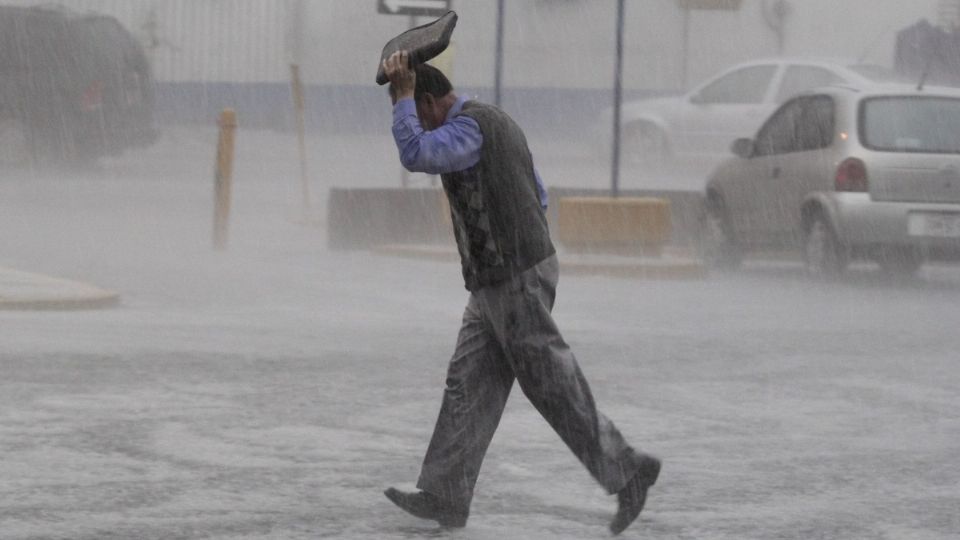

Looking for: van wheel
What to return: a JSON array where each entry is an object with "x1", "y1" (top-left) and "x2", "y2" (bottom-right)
[
  {"x1": 804, "y1": 214, "x2": 846, "y2": 278},
  {"x1": 0, "y1": 117, "x2": 31, "y2": 168},
  {"x1": 700, "y1": 197, "x2": 741, "y2": 270}
]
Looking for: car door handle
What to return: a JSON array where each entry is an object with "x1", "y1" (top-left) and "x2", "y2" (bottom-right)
[{"x1": 771, "y1": 166, "x2": 781, "y2": 179}]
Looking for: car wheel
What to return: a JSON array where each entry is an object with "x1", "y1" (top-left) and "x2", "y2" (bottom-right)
[
  {"x1": 875, "y1": 247, "x2": 922, "y2": 277},
  {"x1": 700, "y1": 197, "x2": 742, "y2": 270},
  {"x1": 803, "y1": 213, "x2": 846, "y2": 278},
  {"x1": 0, "y1": 117, "x2": 32, "y2": 168},
  {"x1": 624, "y1": 122, "x2": 669, "y2": 168}
]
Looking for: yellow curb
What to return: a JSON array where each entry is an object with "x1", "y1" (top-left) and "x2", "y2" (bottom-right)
[
  {"x1": 371, "y1": 245, "x2": 707, "y2": 280},
  {"x1": 0, "y1": 267, "x2": 120, "y2": 311},
  {"x1": 0, "y1": 294, "x2": 120, "y2": 311},
  {"x1": 372, "y1": 244, "x2": 461, "y2": 262},
  {"x1": 558, "y1": 197, "x2": 672, "y2": 255},
  {"x1": 560, "y1": 258, "x2": 707, "y2": 281}
]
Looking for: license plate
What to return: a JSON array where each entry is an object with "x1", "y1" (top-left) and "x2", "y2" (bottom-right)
[{"x1": 908, "y1": 212, "x2": 960, "y2": 238}]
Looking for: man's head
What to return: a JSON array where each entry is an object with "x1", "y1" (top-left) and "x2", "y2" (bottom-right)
[{"x1": 412, "y1": 63, "x2": 456, "y2": 130}]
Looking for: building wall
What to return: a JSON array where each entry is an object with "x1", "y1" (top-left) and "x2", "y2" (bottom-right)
[
  {"x1": 4, "y1": 0, "x2": 946, "y2": 132},
  {"x1": 8, "y1": 0, "x2": 944, "y2": 86}
]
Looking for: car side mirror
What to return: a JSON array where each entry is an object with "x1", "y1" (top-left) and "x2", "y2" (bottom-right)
[{"x1": 731, "y1": 138, "x2": 755, "y2": 159}]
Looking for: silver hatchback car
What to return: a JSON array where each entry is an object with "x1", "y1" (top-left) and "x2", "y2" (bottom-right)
[{"x1": 702, "y1": 84, "x2": 960, "y2": 276}]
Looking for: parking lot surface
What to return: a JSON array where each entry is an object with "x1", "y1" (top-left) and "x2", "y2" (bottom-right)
[{"x1": 1, "y1": 129, "x2": 959, "y2": 539}]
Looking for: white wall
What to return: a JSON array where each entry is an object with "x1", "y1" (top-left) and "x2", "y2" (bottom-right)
[
  {"x1": 5, "y1": 0, "x2": 948, "y2": 89},
  {"x1": 682, "y1": 0, "x2": 942, "y2": 87},
  {"x1": 256, "y1": 0, "x2": 947, "y2": 90}
]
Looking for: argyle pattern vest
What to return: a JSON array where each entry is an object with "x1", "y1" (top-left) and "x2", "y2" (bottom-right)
[{"x1": 440, "y1": 101, "x2": 555, "y2": 291}]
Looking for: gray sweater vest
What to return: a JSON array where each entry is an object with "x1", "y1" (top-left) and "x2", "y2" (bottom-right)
[{"x1": 440, "y1": 101, "x2": 555, "y2": 291}]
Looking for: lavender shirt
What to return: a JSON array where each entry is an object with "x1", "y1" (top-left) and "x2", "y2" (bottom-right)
[{"x1": 391, "y1": 96, "x2": 548, "y2": 209}]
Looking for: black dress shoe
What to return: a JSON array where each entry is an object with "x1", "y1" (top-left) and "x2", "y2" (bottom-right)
[
  {"x1": 383, "y1": 487, "x2": 468, "y2": 528},
  {"x1": 609, "y1": 456, "x2": 661, "y2": 535}
]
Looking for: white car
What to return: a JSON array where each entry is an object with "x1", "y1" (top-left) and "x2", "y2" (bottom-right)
[
  {"x1": 606, "y1": 59, "x2": 895, "y2": 168},
  {"x1": 702, "y1": 84, "x2": 960, "y2": 276}
]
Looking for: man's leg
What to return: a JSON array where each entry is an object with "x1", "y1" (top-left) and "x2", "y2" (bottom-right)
[
  {"x1": 415, "y1": 294, "x2": 515, "y2": 512},
  {"x1": 476, "y1": 256, "x2": 651, "y2": 495}
]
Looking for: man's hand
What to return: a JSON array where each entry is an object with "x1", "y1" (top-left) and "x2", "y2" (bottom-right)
[{"x1": 383, "y1": 50, "x2": 416, "y2": 105}]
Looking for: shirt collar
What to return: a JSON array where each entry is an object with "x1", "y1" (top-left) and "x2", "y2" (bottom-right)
[{"x1": 445, "y1": 95, "x2": 468, "y2": 123}]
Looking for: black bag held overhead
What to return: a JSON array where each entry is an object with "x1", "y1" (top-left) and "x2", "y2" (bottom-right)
[{"x1": 376, "y1": 11, "x2": 458, "y2": 85}]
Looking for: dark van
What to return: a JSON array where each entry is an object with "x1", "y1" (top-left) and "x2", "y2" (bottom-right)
[{"x1": 0, "y1": 5, "x2": 155, "y2": 167}]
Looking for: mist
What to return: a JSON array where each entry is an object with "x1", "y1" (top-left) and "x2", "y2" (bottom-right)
[{"x1": 2, "y1": 1, "x2": 960, "y2": 539}]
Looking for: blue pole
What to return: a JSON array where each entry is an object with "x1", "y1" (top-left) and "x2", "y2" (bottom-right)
[
  {"x1": 495, "y1": 0, "x2": 505, "y2": 107},
  {"x1": 611, "y1": 0, "x2": 625, "y2": 197}
]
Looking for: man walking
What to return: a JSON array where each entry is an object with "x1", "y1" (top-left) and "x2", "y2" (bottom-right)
[{"x1": 380, "y1": 50, "x2": 660, "y2": 536}]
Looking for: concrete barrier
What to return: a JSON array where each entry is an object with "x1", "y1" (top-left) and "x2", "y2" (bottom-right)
[
  {"x1": 557, "y1": 197, "x2": 671, "y2": 256},
  {"x1": 327, "y1": 187, "x2": 705, "y2": 251},
  {"x1": 327, "y1": 188, "x2": 451, "y2": 249},
  {"x1": 547, "y1": 188, "x2": 704, "y2": 252}
]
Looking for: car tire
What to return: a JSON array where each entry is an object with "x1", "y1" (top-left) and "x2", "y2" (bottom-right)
[
  {"x1": 700, "y1": 196, "x2": 742, "y2": 270},
  {"x1": 875, "y1": 247, "x2": 922, "y2": 277},
  {"x1": 0, "y1": 116, "x2": 32, "y2": 168},
  {"x1": 803, "y1": 213, "x2": 847, "y2": 279},
  {"x1": 624, "y1": 122, "x2": 670, "y2": 169}
]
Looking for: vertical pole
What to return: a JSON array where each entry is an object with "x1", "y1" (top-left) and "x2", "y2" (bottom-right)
[
  {"x1": 611, "y1": 0, "x2": 625, "y2": 198},
  {"x1": 289, "y1": 0, "x2": 306, "y2": 64},
  {"x1": 777, "y1": 0, "x2": 789, "y2": 55},
  {"x1": 401, "y1": 13, "x2": 418, "y2": 188},
  {"x1": 213, "y1": 108, "x2": 237, "y2": 250},
  {"x1": 290, "y1": 64, "x2": 310, "y2": 221},
  {"x1": 494, "y1": 0, "x2": 505, "y2": 107},
  {"x1": 681, "y1": 5, "x2": 690, "y2": 89}
]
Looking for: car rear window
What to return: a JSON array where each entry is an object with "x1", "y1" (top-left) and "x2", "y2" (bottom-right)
[{"x1": 860, "y1": 96, "x2": 960, "y2": 153}]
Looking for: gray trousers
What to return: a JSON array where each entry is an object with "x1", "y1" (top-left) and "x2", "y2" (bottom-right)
[{"x1": 417, "y1": 255, "x2": 646, "y2": 509}]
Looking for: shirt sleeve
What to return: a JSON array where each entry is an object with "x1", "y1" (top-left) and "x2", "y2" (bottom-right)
[
  {"x1": 391, "y1": 98, "x2": 482, "y2": 175},
  {"x1": 533, "y1": 167, "x2": 548, "y2": 210}
]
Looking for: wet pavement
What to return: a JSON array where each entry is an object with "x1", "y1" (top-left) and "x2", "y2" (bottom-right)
[
  {"x1": 3, "y1": 256, "x2": 960, "y2": 539},
  {"x1": 1, "y1": 128, "x2": 959, "y2": 539}
]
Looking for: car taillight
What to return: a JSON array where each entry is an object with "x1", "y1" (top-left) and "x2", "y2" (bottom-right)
[
  {"x1": 835, "y1": 157, "x2": 868, "y2": 192},
  {"x1": 81, "y1": 81, "x2": 104, "y2": 111}
]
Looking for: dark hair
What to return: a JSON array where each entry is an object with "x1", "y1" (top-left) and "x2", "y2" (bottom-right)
[{"x1": 414, "y1": 63, "x2": 453, "y2": 101}]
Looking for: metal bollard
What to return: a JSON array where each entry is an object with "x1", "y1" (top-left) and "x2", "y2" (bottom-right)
[{"x1": 213, "y1": 108, "x2": 237, "y2": 250}]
